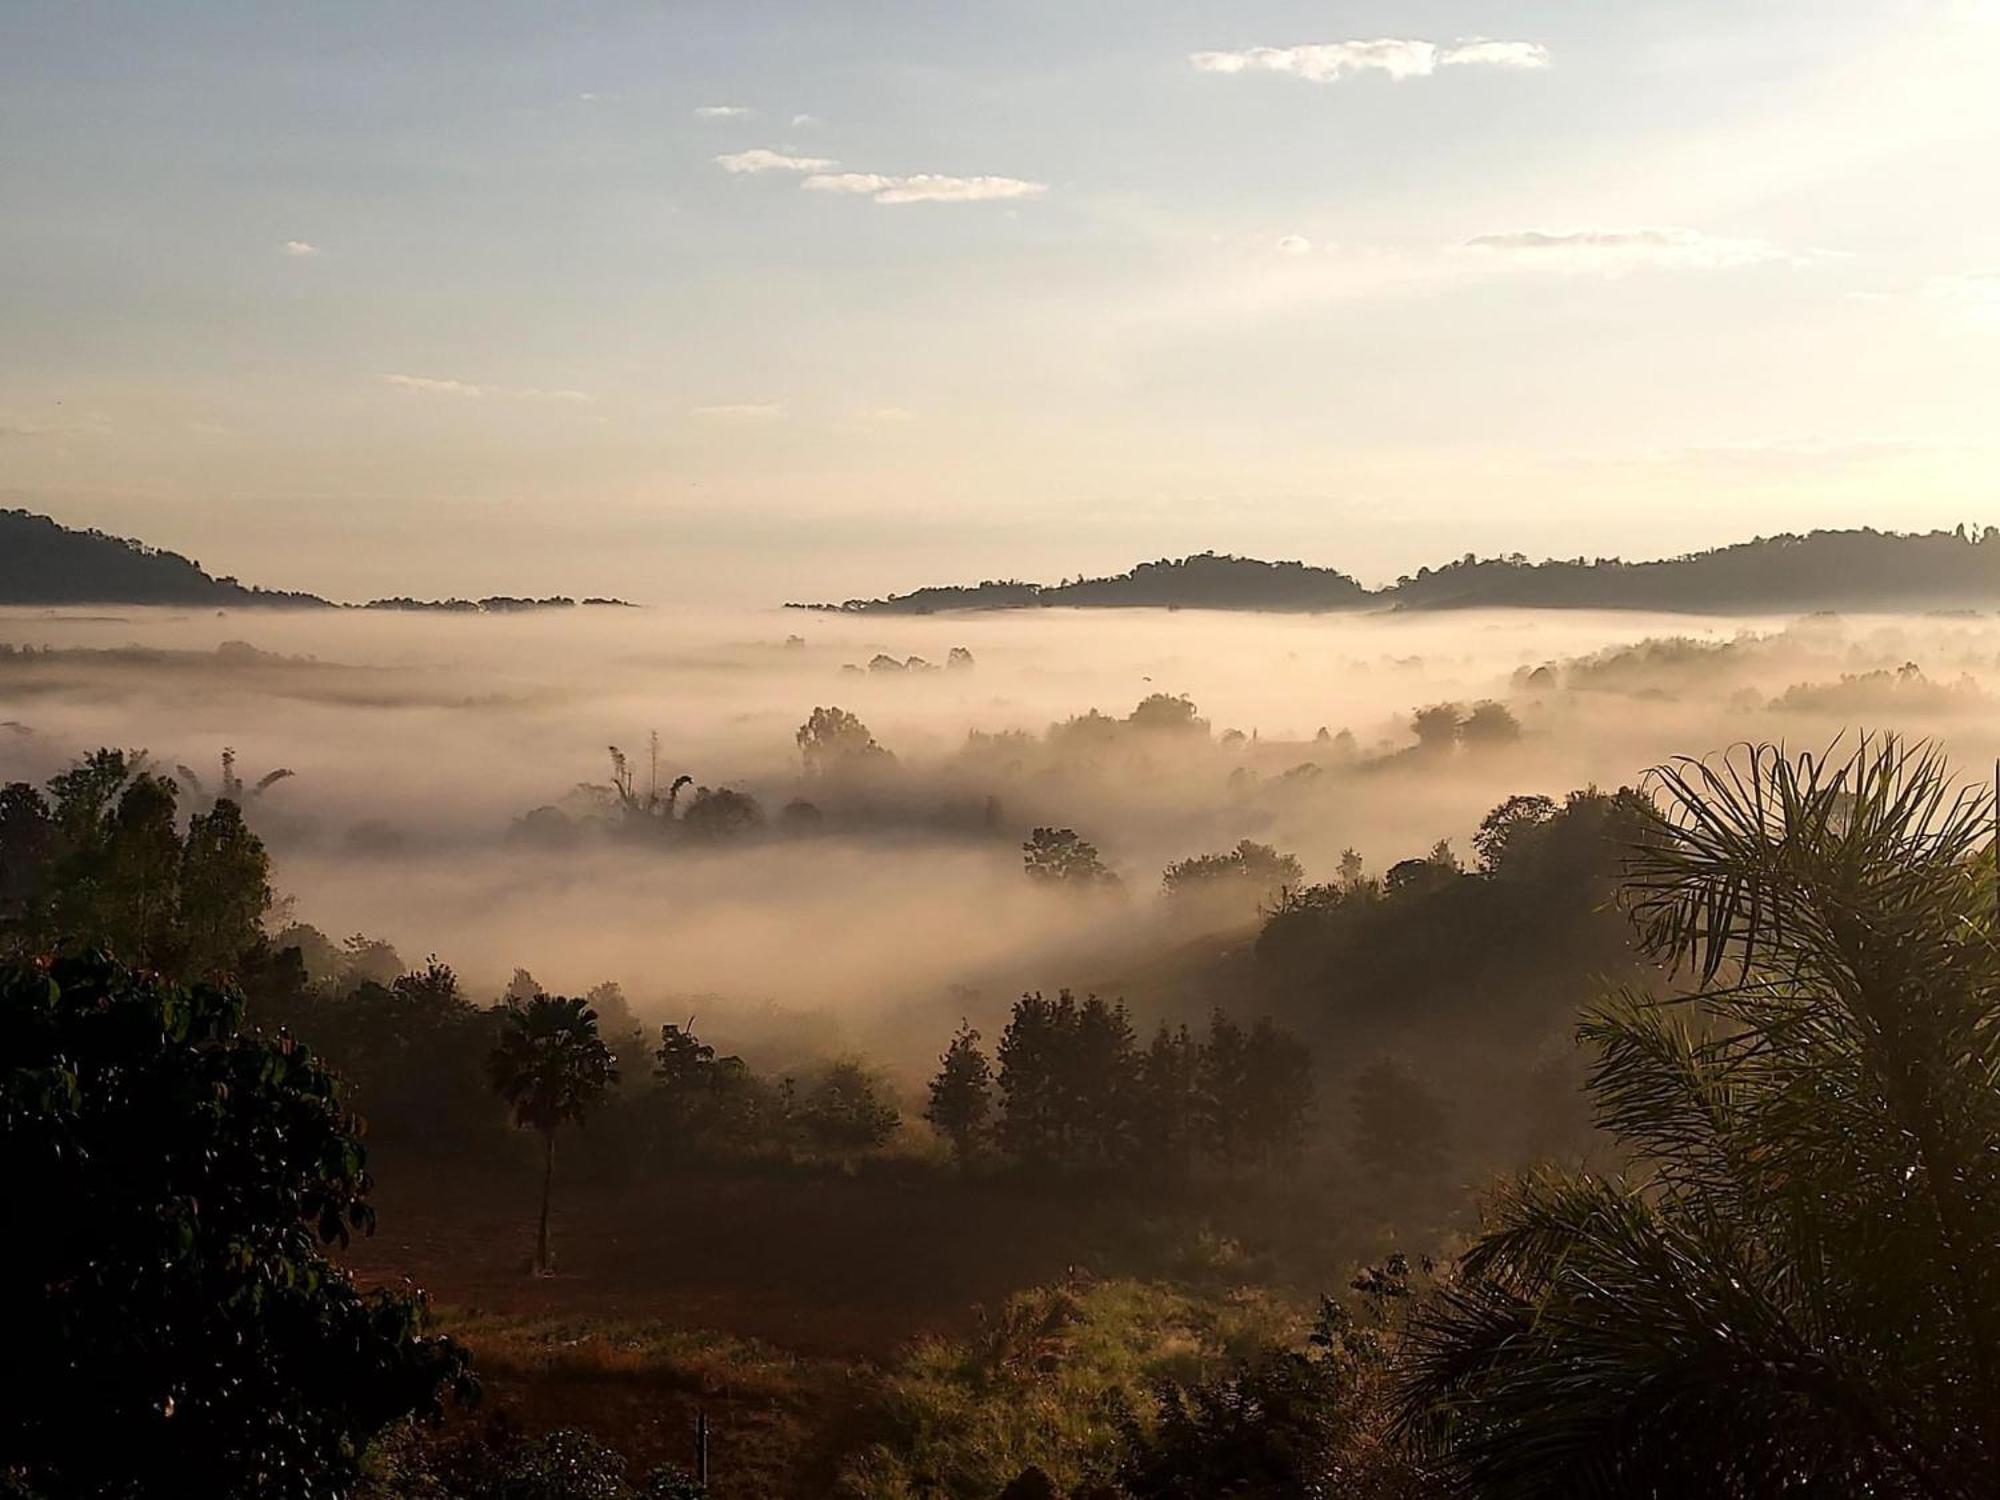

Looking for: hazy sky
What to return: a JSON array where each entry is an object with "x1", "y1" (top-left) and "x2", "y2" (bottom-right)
[{"x1": 4, "y1": 1, "x2": 1998, "y2": 603}]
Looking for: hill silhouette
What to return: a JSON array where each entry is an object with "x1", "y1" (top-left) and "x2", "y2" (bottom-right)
[
  {"x1": 800, "y1": 528, "x2": 2000, "y2": 616},
  {"x1": 0, "y1": 509, "x2": 328, "y2": 607},
  {"x1": 0, "y1": 510, "x2": 635, "y2": 611}
]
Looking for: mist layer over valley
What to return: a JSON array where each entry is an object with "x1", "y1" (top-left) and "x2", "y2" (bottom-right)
[{"x1": 7, "y1": 599, "x2": 1996, "y2": 1070}]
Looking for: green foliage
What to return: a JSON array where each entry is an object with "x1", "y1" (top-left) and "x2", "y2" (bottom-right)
[
  {"x1": 799, "y1": 1058, "x2": 902, "y2": 1156},
  {"x1": 1022, "y1": 827, "x2": 1119, "y2": 888},
  {"x1": 490, "y1": 995, "x2": 619, "y2": 1272},
  {"x1": 837, "y1": 1278, "x2": 1296, "y2": 1499},
  {"x1": 1160, "y1": 840, "x2": 1303, "y2": 912},
  {"x1": 490, "y1": 995, "x2": 620, "y2": 1137},
  {"x1": 1399, "y1": 738, "x2": 2000, "y2": 1496},
  {"x1": 367, "y1": 1422, "x2": 705, "y2": 1500},
  {"x1": 0, "y1": 748, "x2": 275, "y2": 980},
  {"x1": 995, "y1": 994, "x2": 1312, "y2": 1180},
  {"x1": 0, "y1": 952, "x2": 468, "y2": 1498},
  {"x1": 926, "y1": 1022, "x2": 995, "y2": 1163},
  {"x1": 1255, "y1": 788, "x2": 1650, "y2": 1059},
  {"x1": 1117, "y1": 1278, "x2": 1421, "y2": 1500},
  {"x1": 1199, "y1": 1013, "x2": 1315, "y2": 1171},
  {"x1": 1125, "y1": 694, "x2": 1209, "y2": 735},
  {"x1": 997, "y1": 990, "x2": 1143, "y2": 1173}
]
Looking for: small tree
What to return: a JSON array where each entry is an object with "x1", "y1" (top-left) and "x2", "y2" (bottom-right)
[
  {"x1": 1459, "y1": 700, "x2": 1521, "y2": 750},
  {"x1": 1162, "y1": 840, "x2": 1303, "y2": 914},
  {"x1": 1023, "y1": 827, "x2": 1118, "y2": 888},
  {"x1": 488, "y1": 994, "x2": 618, "y2": 1274},
  {"x1": 1409, "y1": 703, "x2": 1463, "y2": 754},
  {"x1": 797, "y1": 706, "x2": 893, "y2": 777},
  {"x1": 927, "y1": 1022, "x2": 995, "y2": 1164},
  {"x1": 801, "y1": 1059, "x2": 901, "y2": 1157},
  {"x1": 1126, "y1": 693, "x2": 1209, "y2": 735}
]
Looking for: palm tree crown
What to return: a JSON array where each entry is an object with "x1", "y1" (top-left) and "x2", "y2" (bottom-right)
[
  {"x1": 488, "y1": 994, "x2": 618, "y2": 1136},
  {"x1": 1399, "y1": 737, "x2": 2000, "y2": 1498}
]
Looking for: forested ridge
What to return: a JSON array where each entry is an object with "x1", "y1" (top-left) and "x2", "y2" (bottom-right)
[{"x1": 802, "y1": 525, "x2": 2000, "y2": 615}]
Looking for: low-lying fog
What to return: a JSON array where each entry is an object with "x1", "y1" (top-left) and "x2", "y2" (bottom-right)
[{"x1": 6, "y1": 600, "x2": 1997, "y2": 1064}]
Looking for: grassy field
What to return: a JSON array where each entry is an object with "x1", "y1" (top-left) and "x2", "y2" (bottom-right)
[{"x1": 340, "y1": 1160, "x2": 1379, "y2": 1496}]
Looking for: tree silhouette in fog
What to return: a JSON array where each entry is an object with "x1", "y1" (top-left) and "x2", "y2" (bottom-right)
[
  {"x1": 0, "y1": 748, "x2": 274, "y2": 979},
  {"x1": 797, "y1": 705, "x2": 894, "y2": 777},
  {"x1": 0, "y1": 953, "x2": 467, "y2": 1497},
  {"x1": 926, "y1": 1022, "x2": 995, "y2": 1164},
  {"x1": 173, "y1": 745, "x2": 295, "y2": 812},
  {"x1": 488, "y1": 992, "x2": 618, "y2": 1274},
  {"x1": 1022, "y1": 827, "x2": 1118, "y2": 888}
]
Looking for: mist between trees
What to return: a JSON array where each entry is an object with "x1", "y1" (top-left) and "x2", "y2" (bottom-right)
[{"x1": 11, "y1": 602, "x2": 2000, "y2": 1495}]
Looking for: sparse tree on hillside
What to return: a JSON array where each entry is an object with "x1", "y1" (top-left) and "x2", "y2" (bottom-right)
[
  {"x1": 927, "y1": 1022, "x2": 995, "y2": 1164},
  {"x1": 1162, "y1": 840, "x2": 1304, "y2": 911},
  {"x1": 488, "y1": 994, "x2": 618, "y2": 1274}
]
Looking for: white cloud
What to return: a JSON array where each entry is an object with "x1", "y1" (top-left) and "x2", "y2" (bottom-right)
[
  {"x1": 1190, "y1": 37, "x2": 1547, "y2": 82},
  {"x1": 691, "y1": 402, "x2": 784, "y2": 422},
  {"x1": 791, "y1": 113, "x2": 822, "y2": 128},
  {"x1": 1927, "y1": 271, "x2": 2000, "y2": 323},
  {"x1": 384, "y1": 374, "x2": 485, "y2": 397},
  {"x1": 715, "y1": 147, "x2": 837, "y2": 174},
  {"x1": 802, "y1": 171, "x2": 1045, "y2": 204},
  {"x1": 383, "y1": 375, "x2": 594, "y2": 401},
  {"x1": 281, "y1": 240, "x2": 320, "y2": 257},
  {"x1": 1275, "y1": 234, "x2": 1312, "y2": 256},
  {"x1": 1439, "y1": 39, "x2": 1551, "y2": 69},
  {"x1": 1460, "y1": 228, "x2": 1794, "y2": 272},
  {"x1": 695, "y1": 104, "x2": 754, "y2": 119}
]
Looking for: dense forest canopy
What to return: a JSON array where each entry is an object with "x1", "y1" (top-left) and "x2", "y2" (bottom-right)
[{"x1": 802, "y1": 526, "x2": 2000, "y2": 616}]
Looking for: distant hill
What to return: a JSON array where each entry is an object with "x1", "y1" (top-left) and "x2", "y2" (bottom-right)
[
  {"x1": 0, "y1": 509, "x2": 328, "y2": 607},
  {"x1": 0, "y1": 510, "x2": 636, "y2": 611},
  {"x1": 802, "y1": 529, "x2": 2000, "y2": 616},
  {"x1": 797, "y1": 553, "x2": 1370, "y2": 615}
]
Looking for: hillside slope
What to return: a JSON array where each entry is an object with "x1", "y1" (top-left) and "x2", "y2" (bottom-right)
[{"x1": 0, "y1": 509, "x2": 326, "y2": 607}]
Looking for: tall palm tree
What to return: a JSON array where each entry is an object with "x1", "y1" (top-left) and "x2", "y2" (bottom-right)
[
  {"x1": 487, "y1": 993, "x2": 617, "y2": 1275},
  {"x1": 1398, "y1": 737, "x2": 2000, "y2": 1497}
]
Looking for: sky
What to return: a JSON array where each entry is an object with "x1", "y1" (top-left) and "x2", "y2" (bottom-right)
[{"x1": 3, "y1": 0, "x2": 1998, "y2": 604}]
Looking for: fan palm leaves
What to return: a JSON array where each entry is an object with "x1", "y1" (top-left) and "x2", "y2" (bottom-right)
[
  {"x1": 174, "y1": 747, "x2": 294, "y2": 808},
  {"x1": 487, "y1": 993, "x2": 617, "y2": 1274},
  {"x1": 1398, "y1": 737, "x2": 2000, "y2": 1497}
]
